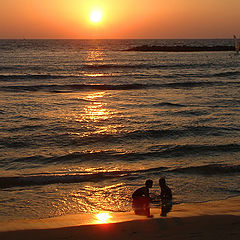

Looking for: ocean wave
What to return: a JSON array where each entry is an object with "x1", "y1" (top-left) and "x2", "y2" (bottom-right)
[
  {"x1": 152, "y1": 102, "x2": 186, "y2": 107},
  {"x1": 162, "y1": 81, "x2": 225, "y2": 88},
  {"x1": 4, "y1": 143, "x2": 240, "y2": 166},
  {"x1": 2, "y1": 124, "x2": 43, "y2": 132},
  {"x1": 169, "y1": 164, "x2": 240, "y2": 175},
  {"x1": 152, "y1": 143, "x2": 240, "y2": 157},
  {"x1": 5, "y1": 150, "x2": 162, "y2": 165},
  {"x1": 119, "y1": 128, "x2": 237, "y2": 142},
  {"x1": 171, "y1": 109, "x2": 209, "y2": 116},
  {"x1": 0, "y1": 163, "x2": 239, "y2": 188},
  {"x1": 0, "y1": 83, "x2": 150, "y2": 92},
  {"x1": 0, "y1": 171, "x2": 130, "y2": 188},
  {"x1": 0, "y1": 166, "x2": 168, "y2": 188},
  {"x1": 0, "y1": 68, "x2": 239, "y2": 83},
  {"x1": 1, "y1": 80, "x2": 239, "y2": 93},
  {"x1": 9, "y1": 151, "x2": 126, "y2": 164},
  {"x1": 0, "y1": 63, "x2": 216, "y2": 74},
  {"x1": 81, "y1": 62, "x2": 213, "y2": 70},
  {"x1": 1, "y1": 124, "x2": 238, "y2": 150},
  {"x1": 212, "y1": 71, "x2": 240, "y2": 78},
  {"x1": 0, "y1": 74, "x2": 80, "y2": 80}
]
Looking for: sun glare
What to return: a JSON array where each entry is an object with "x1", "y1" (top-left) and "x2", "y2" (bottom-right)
[{"x1": 90, "y1": 9, "x2": 103, "y2": 23}]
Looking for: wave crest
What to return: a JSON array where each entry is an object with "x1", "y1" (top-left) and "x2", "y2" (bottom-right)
[{"x1": 170, "y1": 164, "x2": 240, "y2": 175}]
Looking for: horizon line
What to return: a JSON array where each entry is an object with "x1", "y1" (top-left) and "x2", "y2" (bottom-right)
[{"x1": 0, "y1": 37, "x2": 236, "y2": 40}]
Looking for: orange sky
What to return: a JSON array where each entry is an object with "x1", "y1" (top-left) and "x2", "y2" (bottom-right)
[{"x1": 1, "y1": 0, "x2": 239, "y2": 39}]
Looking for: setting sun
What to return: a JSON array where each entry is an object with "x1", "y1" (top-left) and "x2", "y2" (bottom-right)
[{"x1": 90, "y1": 9, "x2": 103, "y2": 23}]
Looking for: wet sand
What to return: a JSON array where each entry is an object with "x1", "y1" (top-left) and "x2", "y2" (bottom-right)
[{"x1": 0, "y1": 196, "x2": 239, "y2": 240}]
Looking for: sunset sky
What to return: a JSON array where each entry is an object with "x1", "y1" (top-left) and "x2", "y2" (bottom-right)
[{"x1": 1, "y1": 0, "x2": 239, "y2": 39}]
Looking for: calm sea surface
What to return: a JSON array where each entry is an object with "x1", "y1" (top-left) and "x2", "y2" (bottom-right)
[{"x1": 0, "y1": 39, "x2": 240, "y2": 221}]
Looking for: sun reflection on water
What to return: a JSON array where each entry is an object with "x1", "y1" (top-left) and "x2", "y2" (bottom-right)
[
  {"x1": 66, "y1": 183, "x2": 131, "y2": 216},
  {"x1": 83, "y1": 92, "x2": 111, "y2": 122},
  {"x1": 61, "y1": 90, "x2": 119, "y2": 139},
  {"x1": 84, "y1": 73, "x2": 105, "y2": 77},
  {"x1": 85, "y1": 91, "x2": 105, "y2": 100},
  {"x1": 86, "y1": 49, "x2": 104, "y2": 62},
  {"x1": 83, "y1": 49, "x2": 107, "y2": 77}
]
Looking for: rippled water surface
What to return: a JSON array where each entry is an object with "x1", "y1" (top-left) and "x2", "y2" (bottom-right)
[{"x1": 0, "y1": 39, "x2": 240, "y2": 220}]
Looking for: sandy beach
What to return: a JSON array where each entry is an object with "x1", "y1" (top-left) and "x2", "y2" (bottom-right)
[
  {"x1": 1, "y1": 0, "x2": 240, "y2": 237},
  {"x1": 1, "y1": 196, "x2": 239, "y2": 240}
]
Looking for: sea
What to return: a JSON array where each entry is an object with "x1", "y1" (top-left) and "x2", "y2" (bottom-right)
[{"x1": 0, "y1": 39, "x2": 240, "y2": 221}]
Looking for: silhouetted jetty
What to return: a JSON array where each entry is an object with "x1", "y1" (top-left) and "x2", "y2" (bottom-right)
[{"x1": 126, "y1": 45, "x2": 235, "y2": 52}]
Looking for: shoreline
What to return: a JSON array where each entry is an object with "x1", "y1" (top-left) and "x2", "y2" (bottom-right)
[{"x1": 0, "y1": 196, "x2": 239, "y2": 239}]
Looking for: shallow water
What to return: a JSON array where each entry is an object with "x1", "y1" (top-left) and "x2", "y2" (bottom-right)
[{"x1": 0, "y1": 39, "x2": 240, "y2": 220}]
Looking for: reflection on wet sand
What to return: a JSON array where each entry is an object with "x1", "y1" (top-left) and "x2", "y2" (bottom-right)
[
  {"x1": 132, "y1": 198, "x2": 152, "y2": 217},
  {"x1": 95, "y1": 212, "x2": 112, "y2": 224},
  {"x1": 161, "y1": 202, "x2": 172, "y2": 217},
  {"x1": 133, "y1": 202, "x2": 173, "y2": 218}
]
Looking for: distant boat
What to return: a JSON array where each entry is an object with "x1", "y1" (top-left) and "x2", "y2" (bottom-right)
[{"x1": 234, "y1": 35, "x2": 239, "y2": 54}]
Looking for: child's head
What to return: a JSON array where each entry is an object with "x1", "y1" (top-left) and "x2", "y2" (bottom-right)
[
  {"x1": 159, "y1": 177, "x2": 166, "y2": 186},
  {"x1": 145, "y1": 179, "x2": 153, "y2": 188}
]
